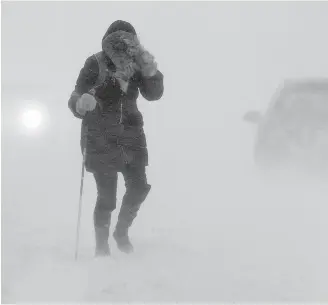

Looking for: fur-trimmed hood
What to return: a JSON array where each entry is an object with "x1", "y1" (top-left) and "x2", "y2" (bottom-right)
[
  {"x1": 102, "y1": 20, "x2": 137, "y2": 42},
  {"x1": 101, "y1": 21, "x2": 141, "y2": 85}
]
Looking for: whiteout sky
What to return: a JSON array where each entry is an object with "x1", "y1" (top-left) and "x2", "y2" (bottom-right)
[{"x1": 2, "y1": 1, "x2": 328, "y2": 303}]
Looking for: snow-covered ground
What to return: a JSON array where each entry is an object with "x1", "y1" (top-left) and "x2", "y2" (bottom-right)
[{"x1": 2, "y1": 126, "x2": 328, "y2": 303}]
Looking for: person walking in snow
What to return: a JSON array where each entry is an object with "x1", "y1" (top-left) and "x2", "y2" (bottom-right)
[{"x1": 68, "y1": 20, "x2": 164, "y2": 256}]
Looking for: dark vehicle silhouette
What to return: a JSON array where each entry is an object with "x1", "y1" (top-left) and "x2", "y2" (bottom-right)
[{"x1": 244, "y1": 78, "x2": 328, "y2": 173}]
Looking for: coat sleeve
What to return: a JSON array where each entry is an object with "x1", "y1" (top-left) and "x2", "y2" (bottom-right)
[
  {"x1": 138, "y1": 70, "x2": 164, "y2": 101},
  {"x1": 68, "y1": 56, "x2": 99, "y2": 118}
]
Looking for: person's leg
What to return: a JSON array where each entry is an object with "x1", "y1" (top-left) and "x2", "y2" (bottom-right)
[
  {"x1": 93, "y1": 170, "x2": 118, "y2": 256},
  {"x1": 113, "y1": 164, "x2": 151, "y2": 253}
]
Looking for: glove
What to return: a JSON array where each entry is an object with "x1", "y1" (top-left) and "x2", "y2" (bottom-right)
[
  {"x1": 76, "y1": 93, "x2": 97, "y2": 116},
  {"x1": 121, "y1": 34, "x2": 158, "y2": 77},
  {"x1": 135, "y1": 48, "x2": 158, "y2": 78}
]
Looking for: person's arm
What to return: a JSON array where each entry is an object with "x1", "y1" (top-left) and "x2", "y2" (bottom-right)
[
  {"x1": 68, "y1": 56, "x2": 99, "y2": 118},
  {"x1": 138, "y1": 70, "x2": 164, "y2": 101},
  {"x1": 135, "y1": 48, "x2": 164, "y2": 101}
]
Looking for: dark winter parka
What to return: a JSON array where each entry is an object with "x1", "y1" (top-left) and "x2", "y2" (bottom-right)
[{"x1": 68, "y1": 21, "x2": 164, "y2": 173}]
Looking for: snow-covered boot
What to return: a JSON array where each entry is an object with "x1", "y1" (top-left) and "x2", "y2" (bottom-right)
[
  {"x1": 113, "y1": 226, "x2": 134, "y2": 253},
  {"x1": 113, "y1": 183, "x2": 151, "y2": 253},
  {"x1": 94, "y1": 210, "x2": 111, "y2": 257},
  {"x1": 95, "y1": 225, "x2": 110, "y2": 257},
  {"x1": 113, "y1": 203, "x2": 141, "y2": 253}
]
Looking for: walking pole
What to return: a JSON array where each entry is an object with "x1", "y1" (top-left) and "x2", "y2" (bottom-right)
[
  {"x1": 75, "y1": 135, "x2": 87, "y2": 261},
  {"x1": 73, "y1": 88, "x2": 101, "y2": 261}
]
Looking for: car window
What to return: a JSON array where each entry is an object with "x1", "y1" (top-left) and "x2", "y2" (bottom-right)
[
  {"x1": 272, "y1": 86, "x2": 328, "y2": 130},
  {"x1": 259, "y1": 85, "x2": 328, "y2": 149}
]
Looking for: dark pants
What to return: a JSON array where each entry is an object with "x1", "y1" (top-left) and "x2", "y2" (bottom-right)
[{"x1": 93, "y1": 164, "x2": 151, "y2": 234}]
